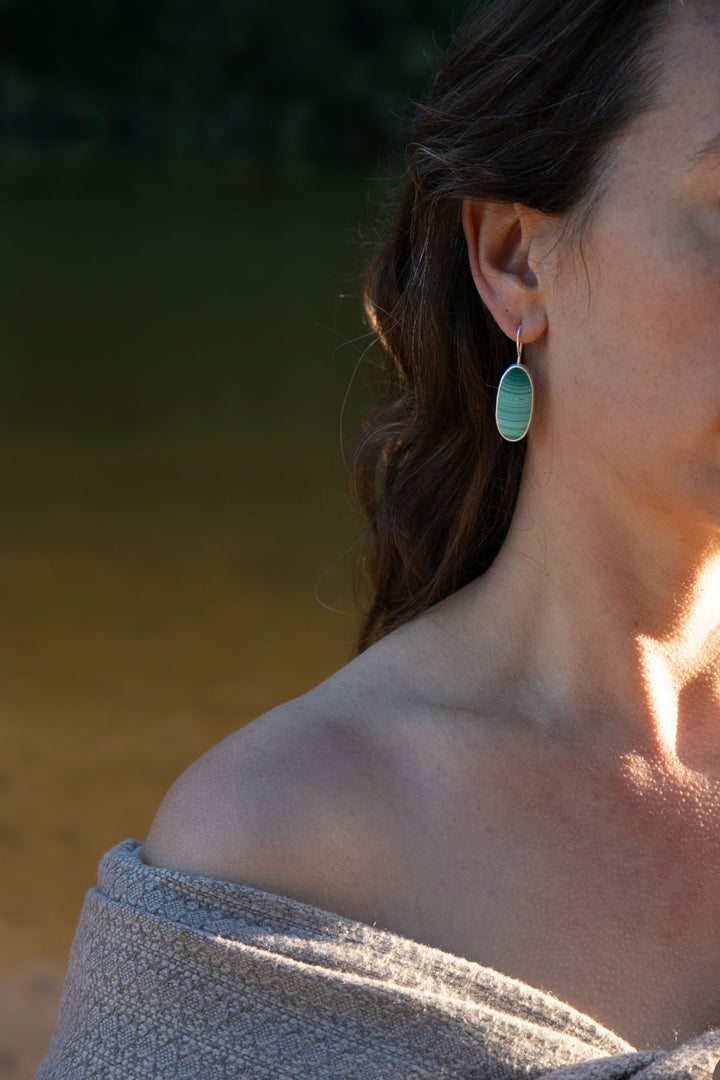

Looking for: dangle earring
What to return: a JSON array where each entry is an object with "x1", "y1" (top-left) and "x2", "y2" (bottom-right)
[{"x1": 495, "y1": 325, "x2": 534, "y2": 442}]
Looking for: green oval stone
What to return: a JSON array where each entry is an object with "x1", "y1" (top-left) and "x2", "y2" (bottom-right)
[{"x1": 495, "y1": 364, "x2": 533, "y2": 442}]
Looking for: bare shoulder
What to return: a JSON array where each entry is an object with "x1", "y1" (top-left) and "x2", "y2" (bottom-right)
[
  {"x1": 142, "y1": 615, "x2": 544, "y2": 950},
  {"x1": 142, "y1": 652, "x2": 410, "y2": 920}
]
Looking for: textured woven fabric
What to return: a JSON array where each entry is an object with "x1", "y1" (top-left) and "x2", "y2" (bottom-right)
[{"x1": 33, "y1": 840, "x2": 719, "y2": 1079}]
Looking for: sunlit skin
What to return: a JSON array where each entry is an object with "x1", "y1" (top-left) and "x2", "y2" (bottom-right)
[
  {"x1": 637, "y1": 557, "x2": 720, "y2": 757},
  {"x1": 145, "y1": 0, "x2": 720, "y2": 1051}
]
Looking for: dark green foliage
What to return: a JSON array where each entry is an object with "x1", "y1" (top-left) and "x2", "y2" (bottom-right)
[{"x1": 0, "y1": 0, "x2": 465, "y2": 169}]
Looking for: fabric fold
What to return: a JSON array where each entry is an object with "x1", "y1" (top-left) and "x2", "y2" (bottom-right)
[{"x1": 34, "y1": 840, "x2": 719, "y2": 1079}]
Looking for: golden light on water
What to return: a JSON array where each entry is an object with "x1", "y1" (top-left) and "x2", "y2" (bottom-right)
[{"x1": 0, "y1": 173, "x2": 371, "y2": 1074}]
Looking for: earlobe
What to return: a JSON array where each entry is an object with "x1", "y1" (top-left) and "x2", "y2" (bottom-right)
[{"x1": 462, "y1": 198, "x2": 547, "y2": 343}]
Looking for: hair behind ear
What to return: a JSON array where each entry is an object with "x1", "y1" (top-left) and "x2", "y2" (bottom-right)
[{"x1": 353, "y1": 186, "x2": 526, "y2": 651}]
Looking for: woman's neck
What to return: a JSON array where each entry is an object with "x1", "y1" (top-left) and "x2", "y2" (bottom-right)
[{"x1": 455, "y1": 468, "x2": 720, "y2": 764}]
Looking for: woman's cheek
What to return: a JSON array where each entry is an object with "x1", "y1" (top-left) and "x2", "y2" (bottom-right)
[{"x1": 681, "y1": 201, "x2": 720, "y2": 272}]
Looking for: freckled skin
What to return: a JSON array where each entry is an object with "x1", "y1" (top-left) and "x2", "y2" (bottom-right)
[{"x1": 145, "y1": 1, "x2": 720, "y2": 1052}]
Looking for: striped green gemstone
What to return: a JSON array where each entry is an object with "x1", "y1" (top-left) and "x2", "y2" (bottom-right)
[{"x1": 496, "y1": 364, "x2": 533, "y2": 441}]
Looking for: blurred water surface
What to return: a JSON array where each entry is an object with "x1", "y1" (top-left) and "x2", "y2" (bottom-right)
[{"x1": 0, "y1": 152, "x2": 375, "y2": 1071}]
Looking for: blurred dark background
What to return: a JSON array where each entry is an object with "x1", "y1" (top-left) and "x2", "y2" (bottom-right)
[
  {"x1": 0, "y1": 0, "x2": 457, "y2": 177},
  {"x1": 0, "y1": 4, "x2": 468, "y2": 1076}
]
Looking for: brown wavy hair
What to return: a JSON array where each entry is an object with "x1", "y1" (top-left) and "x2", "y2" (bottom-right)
[{"x1": 352, "y1": 0, "x2": 669, "y2": 651}]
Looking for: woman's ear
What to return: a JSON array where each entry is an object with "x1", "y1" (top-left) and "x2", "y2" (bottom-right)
[{"x1": 462, "y1": 199, "x2": 549, "y2": 342}]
